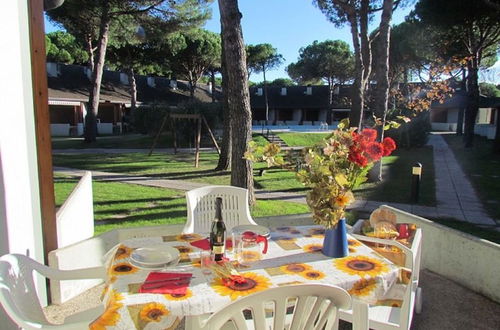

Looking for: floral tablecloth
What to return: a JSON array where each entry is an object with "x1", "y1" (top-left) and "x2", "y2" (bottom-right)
[{"x1": 91, "y1": 225, "x2": 410, "y2": 330}]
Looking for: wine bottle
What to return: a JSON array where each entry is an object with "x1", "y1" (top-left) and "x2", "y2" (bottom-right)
[{"x1": 210, "y1": 197, "x2": 226, "y2": 261}]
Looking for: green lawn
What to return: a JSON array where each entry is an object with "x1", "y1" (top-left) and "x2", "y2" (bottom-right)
[
  {"x1": 53, "y1": 145, "x2": 436, "y2": 205},
  {"x1": 443, "y1": 134, "x2": 500, "y2": 221},
  {"x1": 52, "y1": 133, "x2": 270, "y2": 149},
  {"x1": 354, "y1": 146, "x2": 436, "y2": 205},
  {"x1": 276, "y1": 132, "x2": 331, "y2": 147},
  {"x1": 54, "y1": 177, "x2": 309, "y2": 235}
]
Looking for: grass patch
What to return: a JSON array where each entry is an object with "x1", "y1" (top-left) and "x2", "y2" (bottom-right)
[
  {"x1": 276, "y1": 132, "x2": 330, "y2": 147},
  {"x1": 432, "y1": 217, "x2": 500, "y2": 244},
  {"x1": 354, "y1": 146, "x2": 436, "y2": 205},
  {"x1": 53, "y1": 133, "x2": 271, "y2": 150},
  {"x1": 54, "y1": 177, "x2": 310, "y2": 236},
  {"x1": 443, "y1": 134, "x2": 500, "y2": 221},
  {"x1": 53, "y1": 145, "x2": 436, "y2": 205}
]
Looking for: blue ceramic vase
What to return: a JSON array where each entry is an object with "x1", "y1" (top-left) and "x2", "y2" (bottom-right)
[{"x1": 322, "y1": 218, "x2": 348, "y2": 258}]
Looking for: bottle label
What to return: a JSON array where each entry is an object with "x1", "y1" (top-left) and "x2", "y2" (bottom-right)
[{"x1": 212, "y1": 245, "x2": 225, "y2": 254}]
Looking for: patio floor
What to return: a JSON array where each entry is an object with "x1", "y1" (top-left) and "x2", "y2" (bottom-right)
[{"x1": 44, "y1": 269, "x2": 500, "y2": 329}]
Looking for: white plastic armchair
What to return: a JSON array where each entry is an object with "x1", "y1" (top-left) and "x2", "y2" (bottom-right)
[
  {"x1": 183, "y1": 185, "x2": 258, "y2": 234},
  {"x1": 0, "y1": 253, "x2": 106, "y2": 330},
  {"x1": 200, "y1": 284, "x2": 352, "y2": 330}
]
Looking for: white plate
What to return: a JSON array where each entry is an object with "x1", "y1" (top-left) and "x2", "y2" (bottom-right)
[
  {"x1": 130, "y1": 245, "x2": 180, "y2": 268},
  {"x1": 231, "y1": 225, "x2": 271, "y2": 238}
]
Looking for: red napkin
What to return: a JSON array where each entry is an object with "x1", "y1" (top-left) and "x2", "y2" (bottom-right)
[
  {"x1": 139, "y1": 272, "x2": 192, "y2": 294},
  {"x1": 190, "y1": 238, "x2": 233, "y2": 250}
]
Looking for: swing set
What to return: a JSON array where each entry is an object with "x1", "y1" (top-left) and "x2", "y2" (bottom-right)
[{"x1": 148, "y1": 113, "x2": 220, "y2": 168}]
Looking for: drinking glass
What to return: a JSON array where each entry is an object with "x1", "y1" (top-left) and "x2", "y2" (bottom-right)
[{"x1": 199, "y1": 250, "x2": 213, "y2": 275}]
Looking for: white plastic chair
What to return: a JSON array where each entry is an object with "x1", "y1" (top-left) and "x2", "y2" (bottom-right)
[
  {"x1": 183, "y1": 185, "x2": 258, "y2": 234},
  {"x1": 0, "y1": 253, "x2": 106, "y2": 330},
  {"x1": 342, "y1": 205, "x2": 423, "y2": 330},
  {"x1": 200, "y1": 284, "x2": 352, "y2": 330}
]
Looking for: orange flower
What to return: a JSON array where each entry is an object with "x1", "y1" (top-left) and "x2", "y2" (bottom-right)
[{"x1": 334, "y1": 191, "x2": 354, "y2": 207}]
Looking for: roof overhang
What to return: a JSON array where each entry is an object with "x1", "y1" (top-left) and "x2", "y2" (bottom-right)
[{"x1": 48, "y1": 99, "x2": 82, "y2": 106}]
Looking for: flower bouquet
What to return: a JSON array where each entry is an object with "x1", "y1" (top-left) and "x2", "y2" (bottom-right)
[{"x1": 246, "y1": 122, "x2": 397, "y2": 257}]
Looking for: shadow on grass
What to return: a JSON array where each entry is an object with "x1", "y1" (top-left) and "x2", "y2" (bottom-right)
[
  {"x1": 93, "y1": 196, "x2": 182, "y2": 206},
  {"x1": 96, "y1": 209, "x2": 186, "y2": 225}
]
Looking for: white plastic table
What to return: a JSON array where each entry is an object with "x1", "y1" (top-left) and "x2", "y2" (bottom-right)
[{"x1": 93, "y1": 225, "x2": 409, "y2": 330}]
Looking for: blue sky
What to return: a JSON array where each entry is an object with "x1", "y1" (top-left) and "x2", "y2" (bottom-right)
[{"x1": 45, "y1": 1, "x2": 497, "y2": 83}]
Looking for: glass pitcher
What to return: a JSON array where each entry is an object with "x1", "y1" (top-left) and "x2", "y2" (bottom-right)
[{"x1": 236, "y1": 231, "x2": 268, "y2": 266}]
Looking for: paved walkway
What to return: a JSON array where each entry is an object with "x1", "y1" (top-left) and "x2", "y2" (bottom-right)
[{"x1": 54, "y1": 133, "x2": 498, "y2": 228}]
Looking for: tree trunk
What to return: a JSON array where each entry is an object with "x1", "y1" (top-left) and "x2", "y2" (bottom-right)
[
  {"x1": 370, "y1": 0, "x2": 393, "y2": 182},
  {"x1": 327, "y1": 78, "x2": 333, "y2": 125},
  {"x1": 346, "y1": 13, "x2": 364, "y2": 129},
  {"x1": 210, "y1": 69, "x2": 216, "y2": 103},
  {"x1": 493, "y1": 107, "x2": 500, "y2": 154},
  {"x1": 189, "y1": 72, "x2": 196, "y2": 98},
  {"x1": 128, "y1": 68, "x2": 137, "y2": 113},
  {"x1": 215, "y1": 40, "x2": 232, "y2": 171},
  {"x1": 263, "y1": 65, "x2": 269, "y2": 125},
  {"x1": 456, "y1": 68, "x2": 467, "y2": 135},
  {"x1": 218, "y1": 0, "x2": 254, "y2": 204},
  {"x1": 463, "y1": 57, "x2": 480, "y2": 147},
  {"x1": 85, "y1": 34, "x2": 94, "y2": 71},
  {"x1": 84, "y1": 4, "x2": 110, "y2": 143}
]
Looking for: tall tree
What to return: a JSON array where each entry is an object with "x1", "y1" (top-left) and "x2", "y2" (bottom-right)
[
  {"x1": 215, "y1": 39, "x2": 231, "y2": 171},
  {"x1": 169, "y1": 29, "x2": 221, "y2": 98},
  {"x1": 414, "y1": 0, "x2": 500, "y2": 147},
  {"x1": 45, "y1": 31, "x2": 89, "y2": 65},
  {"x1": 287, "y1": 39, "x2": 354, "y2": 123},
  {"x1": 314, "y1": 0, "x2": 403, "y2": 130},
  {"x1": 50, "y1": 0, "x2": 212, "y2": 142},
  {"x1": 47, "y1": 0, "x2": 101, "y2": 70},
  {"x1": 246, "y1": 44, "x2": 284, "y2": 125},
  {"x1": 218, "y1": 0, "x2": 254, "y2": 203}
]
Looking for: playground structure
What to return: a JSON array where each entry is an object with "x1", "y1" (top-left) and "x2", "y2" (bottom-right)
[{"x1": 149, "y1": 113, "x2": 220, "y2": 167}]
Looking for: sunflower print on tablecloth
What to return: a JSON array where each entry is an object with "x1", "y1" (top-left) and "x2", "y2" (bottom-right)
[
  {"x1": 90, "y1": 290, "x2": 123, "y2": 330},
  {"x1": 335, "y1": 255, "x2": 389, "y2": 277},
  {"x1": 348, "y1": 278, "x2": 378, "y2": 297},
  {"x1": 110, "y1": 262, "x2": 139, "y2": 275},
  {"x1": 111, "y1": 262, "x2": 139, "y2": 276},
  {"x1": 308, "y1": 227, "x2": 326, "y2": 237},
  {"x1": 114, "y1": 245, "x2": 133, "y2": 260},
  {"x1": 164, "y1": 289, "x2": 193, "y2": 301},
  {"x1": 211, "y1": 272, "x2": 271, "y2": 300},
  {"x1": 303, "y1": 243, "x2": 323, "y2": 253},
  {"x1": 175, "y1": 233, "x2": 203, "y2": 242},
  {"x1": 348, "y1": 239, "x2": 361, "y2": 247},
  {"x1": 301, "y1": 270, "x2": 326, "y2": 280},
  {"x1": 280, "y1": 263, "x2": 312, "y2": 275},
  {"x1": 139, "y1": 302, "x2": 170, "y2": 322}
]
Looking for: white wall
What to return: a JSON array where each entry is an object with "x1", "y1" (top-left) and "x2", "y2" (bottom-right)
[
  {"x1": 381, "y1": 205, "x2": 500, "y2": 303},
  {"x1": 0, "y1": 0, "x2": 46, "y2": 327},
  {"x1": 56, "y1": 172, "x2": 94, "y2": 248}
]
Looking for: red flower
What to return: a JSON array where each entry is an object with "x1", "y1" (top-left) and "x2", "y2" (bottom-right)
[
  {"x1": 382, "y1": 137, "x2": 396, "y2": 156},
  {"x1": 365, "y1": 142, "x2": 384, "y2": 161},
  {"x1": 360, "y1": 128, "x2": 377, "y2": 142},
  {"x1": 348, "y1": 149, "x2": 368, "y2": 167}
]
